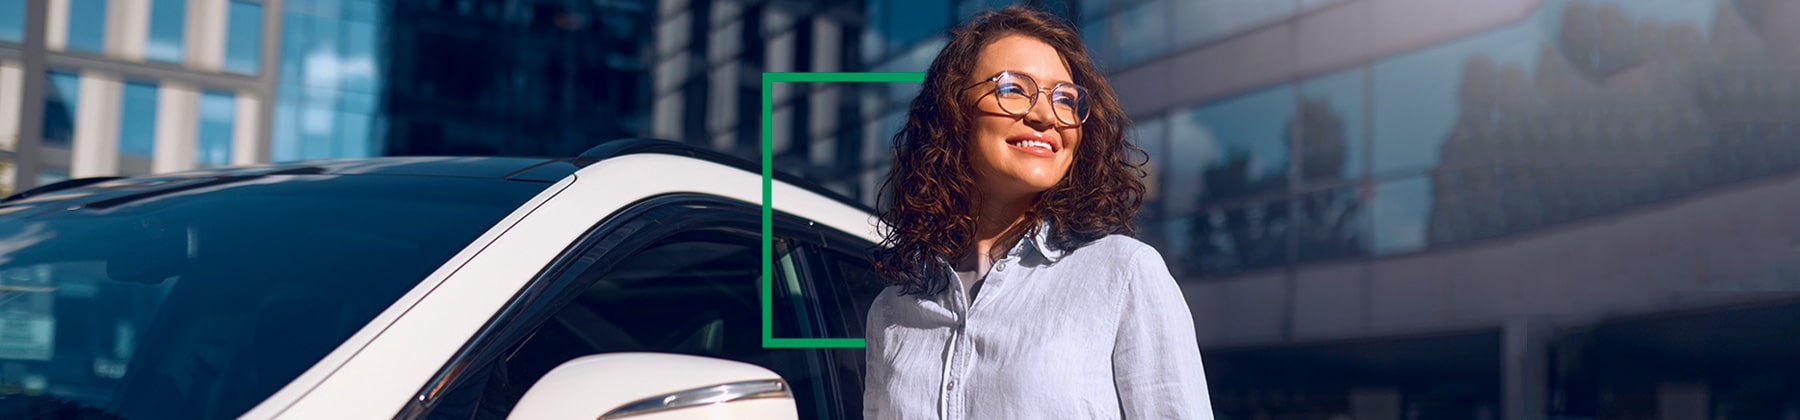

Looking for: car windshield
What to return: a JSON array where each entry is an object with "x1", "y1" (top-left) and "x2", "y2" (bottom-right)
[{"x1": 0, "y1": 174, "x2": 548, "y2": 419}]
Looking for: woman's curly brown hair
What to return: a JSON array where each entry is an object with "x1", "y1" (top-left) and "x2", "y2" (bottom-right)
[{"x1": 873, "y1": 5, "x2": 1148, "y2": 297}]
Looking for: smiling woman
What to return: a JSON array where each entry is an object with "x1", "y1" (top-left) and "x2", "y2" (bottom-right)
[{"x1": 864, "y1": 5, "x2": 1215, "y2": 419}]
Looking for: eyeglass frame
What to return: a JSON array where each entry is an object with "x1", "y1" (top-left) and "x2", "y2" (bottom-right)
[{"x1": 960, "y1": 70, "x2": 1090, "y2": 127}]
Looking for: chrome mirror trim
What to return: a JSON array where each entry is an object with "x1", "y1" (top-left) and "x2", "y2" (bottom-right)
[{"x1": 598, "y1": 379, "x2": 791, "y2": 419}]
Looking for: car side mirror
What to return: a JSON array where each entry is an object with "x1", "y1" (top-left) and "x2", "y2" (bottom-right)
[{"x1": 508, "y1": 352, "x2": 799, "y2": 420}]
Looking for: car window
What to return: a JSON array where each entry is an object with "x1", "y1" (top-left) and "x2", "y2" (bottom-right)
[
  {"x1": 804, "y1": 245, "x2": 887, "y2": 417},
  {"x1": 427, "y1": 229, "x2": 836, "y2": 420},
  {"x1": 0, "y1": 174, "x2": 548, "y2": 420},
  {"x1": 820, "y1": 248, "x2": 887, "y2": 338}
]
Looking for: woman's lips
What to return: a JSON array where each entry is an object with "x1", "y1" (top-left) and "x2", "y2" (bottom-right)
[{"x1": 1006, "y1": 135, "x2": 1058, "y2": 158}]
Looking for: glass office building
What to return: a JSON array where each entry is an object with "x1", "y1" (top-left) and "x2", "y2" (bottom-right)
[
  {"x1": 0, "y1": 0, "x2": 650, "y2": 195},
  {"x1": 0, "y1": 0, "x2": 275, "y2": 194},
  {"x1": 645, "y1": 0, "x2": 873, "y2": 200},
  {"x1": 1080, "y1": 0, "x2": 1800, "y2": 418},
  {"x1": 838, "y1": 0, "x2": 1800, "y2": 418}
]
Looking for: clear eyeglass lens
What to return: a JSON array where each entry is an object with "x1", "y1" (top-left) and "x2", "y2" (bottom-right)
[
  {"x1": 1051, "y1": 86, "x2": 1087, "y2": 125},
  {"x1": 992, "y1": 73, "x2": 1088, "y2": 126},
  {"x1": 995, "y1": 75, "x2": 1037, "y2": 114}
]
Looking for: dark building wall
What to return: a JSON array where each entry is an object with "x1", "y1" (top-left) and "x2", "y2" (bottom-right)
[{"x1": 381, "y1": 0, "x2": 652, "y2": 158}]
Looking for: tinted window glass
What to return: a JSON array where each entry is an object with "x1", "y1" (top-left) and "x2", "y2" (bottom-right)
[
  {"x1": 812, "y1": 246, "x2": 885, "y2": 418},
  {"x1": 0, "y1": 174, "x2": 547, "y2": 419},
  {"x1": 431, "y1": 230, "x2": 833, "y2": 419}
]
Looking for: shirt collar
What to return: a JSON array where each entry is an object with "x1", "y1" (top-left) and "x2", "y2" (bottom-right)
[
  {"x1": 1010, "y1": 219, "x2": 1065, "y2": 263},
  {"x1": 933, "y1": 220, "x2": 1067, "y2": 274}
]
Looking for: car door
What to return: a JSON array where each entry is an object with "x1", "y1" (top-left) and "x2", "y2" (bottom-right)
[
  {"x1": 395, "y1": 194, "x2": 862, "y2": 420},
  {"x1": 259, "y1": 154, "x2": 881, "y2": 419}
]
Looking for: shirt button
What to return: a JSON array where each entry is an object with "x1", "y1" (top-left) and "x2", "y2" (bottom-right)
[
  {"x1": 995, "y1": 260, "x2": 1007, "y2": 272},
  {"x1": 947, "y1": 380, "x2": 956, "y2": 390}
]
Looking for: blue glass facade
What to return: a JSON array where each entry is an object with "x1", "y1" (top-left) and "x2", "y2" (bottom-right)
[
  {"x1": 223, "y1": 1, "x2": 264, "y2": 74},
  {"x1": 1099, "y1": 0, "x2": 1800, "y2": 274},
  {"x1": 272, "y1": 0, "x2": 382, "y2": 161},
  {"x1": 119, "y1": 81, "x2": 159, "y2": 157},
  {"x1": 862, "y1": 0, "x2": 951, "y2": 65},
  {"x1": 66, "y1": 0, "x2": 107, "y2": 53},
  {"x1": 43, "y1": 71, "x2": 80, "y2": 146},
  {"x1": 146, "y1": 0, "x2": 187, "y2": 63},
  {"x1": 1079, "y1": 0, "x2": 1347, "y2": 70},
  {"x1": 197, "y1": 90, "x2": 235, "y2": 167},
  {"x1": 0, "y1": 0, "x2": 23, "y2": 42}
]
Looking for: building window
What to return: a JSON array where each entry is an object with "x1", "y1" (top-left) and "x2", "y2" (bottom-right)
[
  {"x1": 1111, "y1": 0, "x2": 1168, "y2": 69},
  {"x1": 864, "y1": 0, "x2": 948, "y2": 64},
  {"x1": 66, "y1": 0, "x2": 108, "y2": 53},
  {"x1": 1370, "y1": 175, "x2": 1431, "y2": 255},
  {"x1": 43, "y1": 71, "x2": 81, "y2": 147},
  {"x1": 1297, "y1": 68, "x2": 1368, "y2": 185},
  {"x1": 120, "y1": 81, "x2": 159, "y2": 157},
  {"x1": 197, "y1": 90, "x2": 236, "y2": 167},
  {"x1": 0, "y1": 0, "x2": 24, "y2": 42},
  {"x1": 147, "y1": 0, "x2": 187, "y2": 63},
  {"x1": 1168, "y1": 84, "x2": 1295, "y2": 214},
  {"x1": 223, "y1": 0, "x2": 263, "y2": 74},
  {"x1": 1079, "y1": 17, "x2": 1112, "y2": 70}
]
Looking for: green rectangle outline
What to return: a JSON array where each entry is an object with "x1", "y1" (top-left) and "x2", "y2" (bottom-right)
[{"x1": 763, "y1": 71, "x2": 926, "y2": 349}]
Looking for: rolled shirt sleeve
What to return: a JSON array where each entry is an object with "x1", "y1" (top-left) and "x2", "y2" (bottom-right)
[{"x1": 1112, "y1": 246, "x2": 1215, "y2": 419}]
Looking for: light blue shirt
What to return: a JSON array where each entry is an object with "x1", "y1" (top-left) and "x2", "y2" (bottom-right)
[{"x1": 863, "y1": 226, "x2": 1215, "y2": 419}]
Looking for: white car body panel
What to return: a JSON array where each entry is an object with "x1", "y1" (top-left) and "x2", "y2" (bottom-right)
[{"x1": 262, "y1": 154, "x2": 880, "y2": 419}]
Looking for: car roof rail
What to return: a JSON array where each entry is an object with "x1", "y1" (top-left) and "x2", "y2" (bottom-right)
[
  {"x1": 2, "y1": 177, "x2": 125, "y2": 203},
  {"x1": 576, "y1": 138, "x2": 876, "y2": 214}
]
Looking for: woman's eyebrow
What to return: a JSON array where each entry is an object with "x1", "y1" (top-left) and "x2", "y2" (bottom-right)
[{"x1": 1011, "y1": 69, "x2": 1074, "y2": 86}]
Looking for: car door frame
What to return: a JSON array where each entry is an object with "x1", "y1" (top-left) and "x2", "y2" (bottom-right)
[{"x1": 396, "y1": 192, "x2": 860, "y2": 419}]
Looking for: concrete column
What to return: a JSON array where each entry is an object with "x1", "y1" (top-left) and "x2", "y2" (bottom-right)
[
  {"x1": 45, "y1": 0, "x2": 68, "y2": 51},
  {"x1": 185, "y1": 0, "x2": 227, "y2": 71},
  {"x1": 16, "y1": 0, "x2": 51, "y2": 191},
  {"x1": 808, "y1": 86, "x2": 839, "y2": 169},
  {"x1": 106, "y1": 0, "x2": 150, "y2": 60},
  {"x1": 70, "y1": 71, "x2": 120, "y2": 177},
  {"x1": 653, "y1": 92, "x2": 683, "y2": 140},
  {"x1": 0, "y1": 61, "x2": 19, "y2": 194},
  {"x1": 810, "y1": 19, "x2": 840, "y2": 73},
  {"x1": 706, "y1": 61, "x2": 738, "y2": 137},
  {"x1": 1502, "y1": 318, "x2": 1550, "y2": 420},
  {"x1": 153, "y1": 81, "x2": 197, "y2": 173},
  {"x1": 0, "y1": 62, "x2": 22, "y2": 152},
  {"x1": 254, "y1": 0, "x2": 282, "y2": 163},
  {"x1": 231, "y1": 92, "x2": 260, "y2": 165}
]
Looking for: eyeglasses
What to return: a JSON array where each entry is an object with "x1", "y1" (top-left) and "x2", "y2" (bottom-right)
[{"x1": 964, "y1": 71, "x2": 1089, "y2": 127}]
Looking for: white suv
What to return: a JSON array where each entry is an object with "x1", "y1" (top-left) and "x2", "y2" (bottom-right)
[{"x1": 0, "y1": 139, "x2": 887, "y2": 419}]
